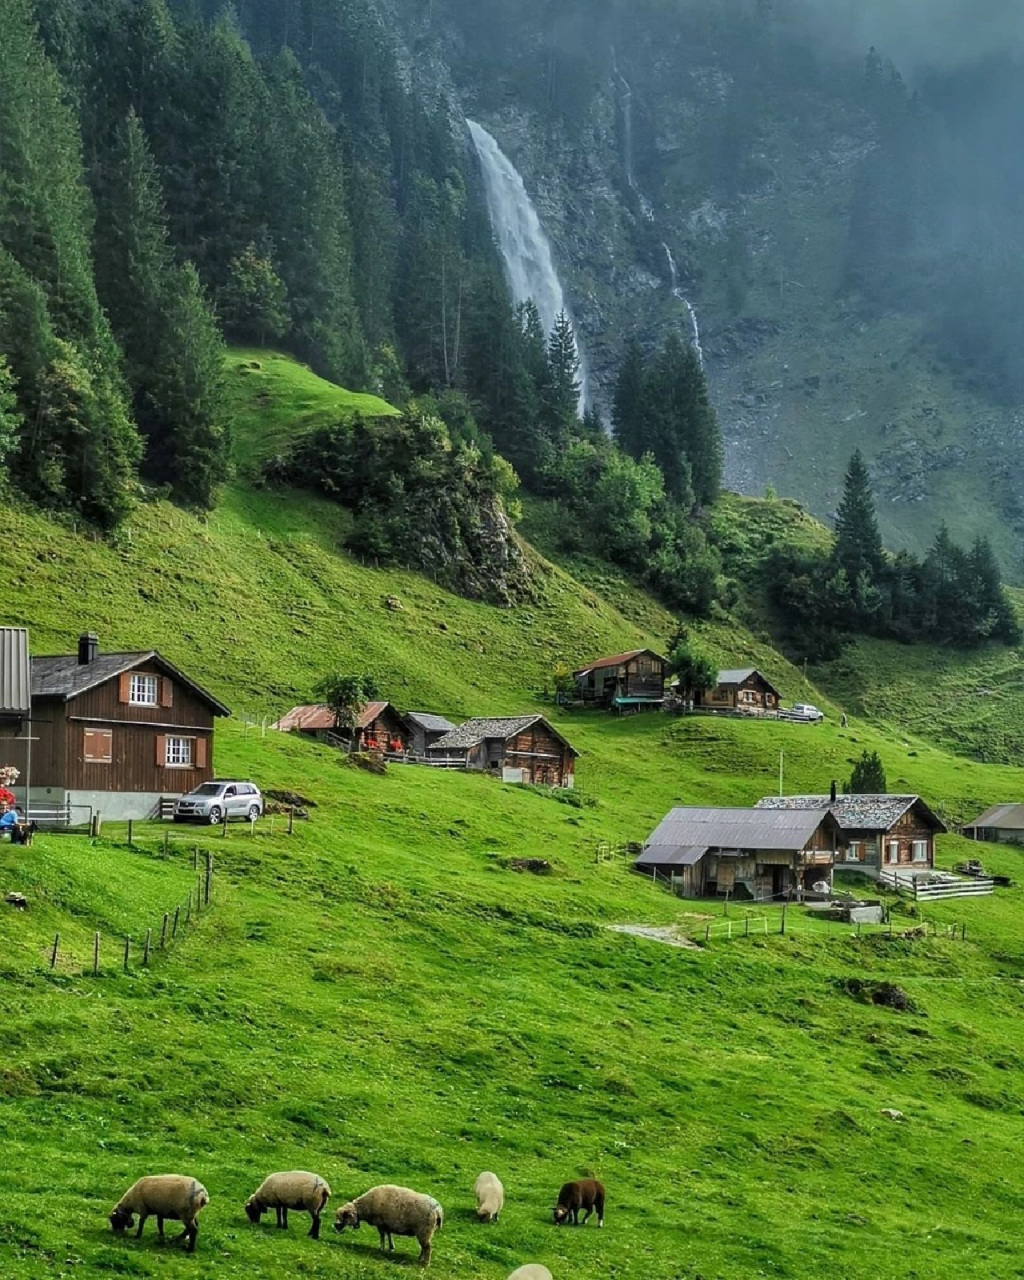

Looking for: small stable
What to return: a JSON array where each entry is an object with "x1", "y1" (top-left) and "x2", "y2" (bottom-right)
[
  {"x1": 963, "y1": 803, "x2": 1024, "y2": 846},
  {"x1": 636, "y1": 806, "x2": 842, "y2": 900},
  {"x1": 273, "y1": 701, "x2": 410, "y2": 753},
  {"x1": 572, "y1": 649, "x2": 666, "y2": 711},
  {"x1": 428, "y1": 715, "x2": 578, "y2": 788}
]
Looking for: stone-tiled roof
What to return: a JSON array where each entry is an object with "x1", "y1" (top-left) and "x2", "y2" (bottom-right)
[
  {"x1": 757, "y1": 794, "x2": 946, "y2": 834},
  {"x1": 404, "y1": 711, "x2": 458, "y2": 734},
  {"x1": 31, "y1": 651, "x2": 230, "y2": 714},
  {"x1": 430, "y1": 715, "x2": 579, "y2": 756}
]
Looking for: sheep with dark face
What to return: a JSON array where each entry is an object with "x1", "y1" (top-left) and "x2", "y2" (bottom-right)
[
  {"x1": 334, "y1": 1184, "x2": 443, "y2": 1265},
  {"x1": 244, "y1": 1171, "x2": 331, "y2": 1238},
  {"x1": 109, "y1": 1175, "x2": 209, "y2": 1252},
  {"x1": 553, "y1": 1178, "x2": 604, "y2": 1227},
  {"x1": 474, "y1": 1171, "x2": 504, "y2": 1222}
]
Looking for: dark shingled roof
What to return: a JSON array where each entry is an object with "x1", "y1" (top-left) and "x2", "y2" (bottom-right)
[
  {"x1": 31, "y1": 651, "x2": 230, "y2": 715},
  {"x1": 757, "y1": 793, "x2": 946, "y2": 834},
  {"x1": 430, "y1": 715, "x2": 579, "y2": 755},
  {"x1": 404, "y1": 711, "x2": 458, "y2": 734}
]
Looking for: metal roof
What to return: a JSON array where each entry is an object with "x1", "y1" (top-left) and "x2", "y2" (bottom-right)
[
  {"x1": 573, "y1": 649, "x2": 664, "y2": 677},
  {"x1": 31, "y1": 650, "x2": 230, "y2": 715},
  {"x1": 635, "y1": 843, "x2": 708, "y2": 868},
  {"x1": 430, "y1": 715, "x2": 579, "y2": 755},
  {"x1": 404, "y1": 711, "x2": 458, "y2": 734},
  {"x1": 641, "y1": 806, "x2": 835, "y2": 862},
  {"x1": 965, "y1": 802, "x2": 1024, "y2": 831},
  {"x1": 0, "y1": 627, "x2": 30, "y2": 717},
  {"x1": 757, "y1": 793, "x2": 946, "y2": 834},
  {"x1": 273, "y1": 704, "x2": 336, "y2": 732},
  {"x1": 355, "y1": 701, "x2": 392, "y2": 730}
]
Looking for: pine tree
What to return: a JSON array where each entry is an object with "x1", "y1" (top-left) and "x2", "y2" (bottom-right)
[
  {"x1": 832, "y1": 449, "x2": 885, "y2": 593},
  {"x1": 219, "y1": 243, "x2": 289, "y2": 346},
  {"x1": 612, "y1": 338, "x2": 647, "y2": 457},
  {"x1": 541, "y1": 311, "x2": 581, "y2": 445},
  {"x1": 847, "y1": 749, "x2": 887, "y2": 794}
]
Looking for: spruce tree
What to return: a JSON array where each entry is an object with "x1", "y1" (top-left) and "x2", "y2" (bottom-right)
[
  {"x1": 219, "y1": 243, "x2": 289, "y2": 347},
  {"x1": 832, "y1": 449, "x2": 885, "y2": 593},
  {"x1": 612, "y1": 338, "x2": 647, "y2": 457},
  {"x1": 542, "y1": 311, "x2": 581, "y2": 445},
  {"x1": 847, "y1": 749, "x2": 887, "y2": 794}
]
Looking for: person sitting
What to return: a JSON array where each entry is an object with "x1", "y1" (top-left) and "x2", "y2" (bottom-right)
[{"x1": 0, "y1": 805, "x2": 21, "y2": 840}]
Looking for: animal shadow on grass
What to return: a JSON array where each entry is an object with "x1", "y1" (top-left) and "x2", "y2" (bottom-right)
[{"x1": 332, "y1": 1238, "x2": 421, "y2": 1266}]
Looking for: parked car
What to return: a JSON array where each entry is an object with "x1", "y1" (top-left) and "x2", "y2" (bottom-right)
[
  {"x1": 786, "y1": 702, "x2": 825, "y2": 723},
  {"x1": 173, "y1": 780, "x2": 263, "y2": 824}
]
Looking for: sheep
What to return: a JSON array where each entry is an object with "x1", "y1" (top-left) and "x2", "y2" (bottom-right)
[
  {"x1": 334, "y1": 1184, "x2": 443, "y2": 1265},
  {"x1": 244, "y1": 1171, "x2": 332, "y2": 1239},
  {"x1": 553, "y1": 1178, "x2": 604, "y2": 1227},
  {"x1": 508, "y1": 1267, "x2": 554, "y2": 1280},
  {"x1": 474, "y1": 1171, "x2": 504, "y2": 1223},
  {"x1": 109, "y1": 1175, "x2": 209, "y2": 1252}
]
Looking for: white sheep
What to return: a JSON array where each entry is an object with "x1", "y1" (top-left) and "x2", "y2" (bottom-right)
[
  {"x1": 109, "y1": 1175, "x2": 209, "y2": 1253},
  {"x1": 508, "y1": 1267, "x2": 553, "y2": 1280},
  {"x1": 474, "y1": 1171, "x2": 504, "y2": 1222},
  {"x1": 334, "y1": 1183, "x2": 443, "y2": 1265},
  {"x1": 245, "y1": 1170, "x2": 332, "y2": 1238}
]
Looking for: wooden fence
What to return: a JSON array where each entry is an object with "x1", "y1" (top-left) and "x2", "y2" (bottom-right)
[{"x1": 877, "y1": 869, "x2": 994, "y2": 900}]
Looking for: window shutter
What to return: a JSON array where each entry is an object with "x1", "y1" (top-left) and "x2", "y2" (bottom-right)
[
  {"x1": 160, "y1": 678, "x2": 173, "y2": 708},
  {"x1": 195, "y1": 736, "x2": 208, "y2": 769},
  {"x1": 155, "y1": 734, "x2": 167, "y2": 767},
  {"x1": 118, "y1": 672, "x2": 131, "y2": 703}
]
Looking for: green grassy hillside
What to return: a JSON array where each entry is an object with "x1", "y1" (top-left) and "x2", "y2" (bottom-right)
[{"x1": 6, "y1": 350, "x2": 1024, "y2": 1279}]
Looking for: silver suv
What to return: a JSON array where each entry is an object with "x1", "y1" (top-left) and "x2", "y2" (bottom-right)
[{"x1": 173, "y1": 780, "x2": 263, "y2": 824}]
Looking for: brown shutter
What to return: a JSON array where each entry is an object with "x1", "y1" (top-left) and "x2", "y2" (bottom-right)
[
  {"x1": 160, "y1": 678, "x2": 173, "y2": 708},
  {"x1": 155, "y1": 734, "x2": 167, "y2": 767},
  {"x1": 118, "y1": 672, "x2": 131, "y2": 703},
  {"x1": 195, "y1": 736, "x2": 207, "y2": 769}
]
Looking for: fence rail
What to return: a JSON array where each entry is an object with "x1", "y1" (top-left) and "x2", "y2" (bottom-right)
[{"x1": 877, "y1": 869, "x2": 994, "y2": 900}]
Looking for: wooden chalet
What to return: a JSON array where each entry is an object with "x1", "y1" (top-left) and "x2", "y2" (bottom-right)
[
  {"x1": 404, "y1": 711, "x2": 459, "y2": 757},
  {"x1": 696, "y1": 668, "x2": 781, "y2": 713},
  {"x1": 757, "y1": 793, "x2": 946, "y2": 876},
  {"x1": 428, "y1": 715, "x2": 579, "y2": 788},
  {"x1": 30, "y1": 633, "x2": 230, "y2": 821},
  {"x1": 274, "y1": 701, "x2": 410, "y2": 753},
  {"x1": 964, "y1": 803, "x2": 1024, "y2": 845},
  {"x1": 636, "y1": 805, "x2": 841, "y2": 900},
  {"x1": 572, "y1": 649, "x2": 666, "y2": 709}
]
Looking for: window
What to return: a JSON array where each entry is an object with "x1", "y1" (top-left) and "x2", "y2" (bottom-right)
[
  {"x1": 165, "y1": 736, "x2": 193, "y2": 768},
  {"x1": 846, "y1": 842, "x2": 862, "y2": 863},
  {"x1": 130, "y1": 673, "x2": 158, "y2": 706},
  {"x1": 912, "y1": 840, "x2": 929, "y2": 863},
  {"x1": 887, "y1": 841, "x2": 900, "y2": 863},
  {"x1": 83, "y1": 728, "x2": 112, "y2": 764}
]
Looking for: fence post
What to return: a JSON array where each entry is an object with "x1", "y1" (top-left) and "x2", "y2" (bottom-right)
[
  {"x1": 160, "y1": 912, "x2": 169, "y2": 949},
  {"x1": 163, "y1": 830, "x2": 169, "y2": 856},
  {"x1": 93, "y1": 931, "x2": 100, "y2": 976},
  {"x1": 90, "y1": 813, "x2": 101, "y2": 838},
  {"x1": 250, "y1": 815, "x2": 256, "y2": 838},
  {"x1": 781, "y1": 904, "x2": 787, "y2": 936},
  {"x1": 204, "y1": 852, "x2": 212, "y2": 906},
  {"x1": 704, "y1": 922, "x2": 711, "y2": 944},
  {"x1": 745, "y1": 916, "x2": 750, "y2": 938},
  {"x1": 127, "y1": 819, "x2": 134, "y2": 846},
  {"x1": 123, "y1": 937, "x2": 130, "y2": 973},
  {"x1": 143, "y1": 928, "x2": 151, "y2": 966},
  {"x1": 50, "y1": 933, "x2": 59, "y2": 969},
  {"x1": 196, "y1": 875, "x2": 202, "y2": 913},
  {"x1": 288, "y1": 807, "x2": 295, "y2": 836},
  {"x1": 172, "y1": 906, "x2": 180, "y2": 940},
  {"x1": 221, "y1": 814, "x2": 228, "y2": 838},
  {"x1": 961, "y1": 922, "x2": 967, "y2": 942},
  {"x1": 186, "y1": 891, "x2": 192, "y2": 925},
  {"x1": 193, "y1": 846, "x2": 198, "y2": 871}
]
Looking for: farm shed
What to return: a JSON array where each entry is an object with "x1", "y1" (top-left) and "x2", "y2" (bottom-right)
[
  {"x1": 274, "y1": 702, "x2": 410, "y2": 753},
  {"x1": 572, "y1": 649, "x2": 667, "y2": 709},
  {"x1": 428, "y1": 715, "x2": 578, "y2": 788},
  {"x1": 404, "y1": 711, "x2": 459, "y2": 757},
  {"x1": 0, "y1": 627, "x2": 31, "y2": 801},
  {"x1": 757, "y1": 794, "x2": 946, "y2": 876},
  {"x1": 963, "y1": 803, "x2": 1024, "y2": 845},
  {"x1": 30, "y1": 633, "x2": 230, "y2": 821},
  {"x1": 636, "y1": 806, "x2": 841, "y2": 900},
  {"x1": 695, "y1": 668, "x2": 781, "y2": 713}
]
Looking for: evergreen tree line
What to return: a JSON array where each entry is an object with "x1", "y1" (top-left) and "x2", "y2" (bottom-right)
[{"x1": 766, "y1": 450, "x2": 1019, "y2": 658}]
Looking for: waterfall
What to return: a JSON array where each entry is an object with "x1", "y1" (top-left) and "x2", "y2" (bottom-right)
[
  {"x1": 466, "y1": 119, "x2": 590, "y2": 412},
  {"x1": 611, "y1": 48, "x2": 653, "y2": 220},
  {"x1": 663, "y1": 242, "x2": 704, "y2": 370}
]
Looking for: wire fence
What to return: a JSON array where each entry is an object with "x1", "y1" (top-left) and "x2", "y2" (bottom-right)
[{"x1": 694, "y1": 909, "x2": 968, "y2": 945}]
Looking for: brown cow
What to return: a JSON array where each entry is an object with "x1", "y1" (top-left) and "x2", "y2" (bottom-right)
[{"x1": 553, "y1": 1178, "x2": 605, "y2": 1227}]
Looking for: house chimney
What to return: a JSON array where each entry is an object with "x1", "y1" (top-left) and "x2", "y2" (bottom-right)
[
  {"x1": 78, "y1": 633, "x2": 98, "y2": 665},
  {"x1": 830, "y1": 779, "x2": 837, "y2": 804}
]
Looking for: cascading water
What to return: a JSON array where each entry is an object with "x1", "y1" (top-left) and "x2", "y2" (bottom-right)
[
  {"x1": 663, "y1": 242, "x2": 704, "y2": 369},
  {"x1": 610, "y1": 48, "x2": 653, "y2": 221},
  {"x1": 466, "y1": 118, "x2": 590, "y2": 412}
]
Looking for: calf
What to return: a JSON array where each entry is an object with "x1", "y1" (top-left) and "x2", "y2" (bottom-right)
[{"x1": 553, "y1": 1178, "x2": 604, "y2": 1227}]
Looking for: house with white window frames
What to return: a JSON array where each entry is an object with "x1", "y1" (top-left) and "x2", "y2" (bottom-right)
[{"x1": 29, "y1": 633, "x2": 230, "y2": 821}]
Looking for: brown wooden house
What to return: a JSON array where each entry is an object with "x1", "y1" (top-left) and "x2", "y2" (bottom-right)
[
  {"x1": 404, "y1": 711, "x2": 459, "y2": 757},
  {"x1": 696, "y1": 668, "x2": 781, "y2": 713},
  {"x1": 274, "y1": 701, "x2": 410, "y2": 753},
  {"x1": 572, "y1": 649, "x2": 667, "y2": 709},
  {"x1": 30, "y1": 634, "x2": 230, "y2": 821},
  {"x1": 0, "y1": 627, "x2": 31, "y2": 801},
  {"x1": 963, "y1": 803, "x2": 1024, "y2": 845},
  {"x1": 636, "y1": 805, "x2": 842, "y2": 900},
  {"x1": 428, "y1": 715, "x2": 579, "y2": 788},
  {"x1": 757, "y1": 793, "x2": 946, "y2": 877}
]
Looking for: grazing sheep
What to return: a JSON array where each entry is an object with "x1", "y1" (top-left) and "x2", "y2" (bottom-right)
[
  {"x1": 109, "y1": 1175, "x2": 209, "y2": 1253},
  {"x1": 334, "y1": 1184, "x2": 443, "y2": 1265},
  {"x1": 553, "y1": 1178, "x2": 604, "y2": 1227},
  {"x1": 245, "y1": 1171, "x2": 332, "y2": 1238},
  {"x1": 508, "y1": 1267, "x2": 554, "y2": 1280},
  {"x1": 474, "y1": 1171, "x2": 504, "y2": 1223}
]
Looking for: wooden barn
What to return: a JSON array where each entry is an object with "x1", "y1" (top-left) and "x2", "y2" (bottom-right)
[
  {"x1": 428, "y1": 715, "x2": 579, "y2": 788},
  {"x1": 30, "y1": 634, "x2": 230, "y2": 821},
  {"x1": 274, "y1": 701, "x2": 410, "y2": 753},
  {"x1": 636, "y1": 806, "x2": 841, "y2": 900},
  {"x1": 758, "y1": 793, "x2": 946, "y2": 876},
  {"x1": 572, "y1": 649, "x2": 667, "y2": 710},
  {"x1": 963, "y1": 803, "x2": 1024, "y2": 845},
  {"x1": 0, "y1": 627, "x2": 31, "y2": 799},
  {"x1": 404, "y1": 711, "x2": 459, "y2": 757},
  {"x1": 696, "y1": 668, "x2": 781, "y2": 713}
]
